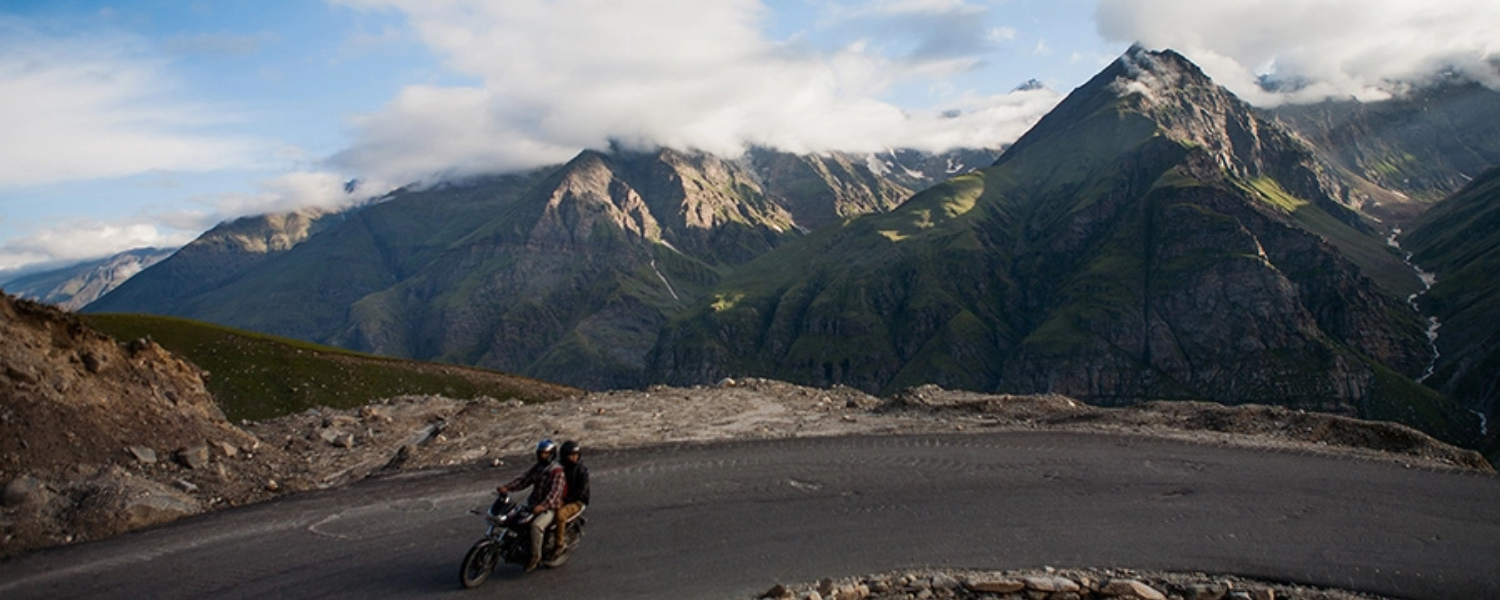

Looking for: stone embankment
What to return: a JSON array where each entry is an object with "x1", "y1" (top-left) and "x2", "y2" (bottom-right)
[{"x1": 752, "y1": 567, "x2": 1393, "y2": 600}]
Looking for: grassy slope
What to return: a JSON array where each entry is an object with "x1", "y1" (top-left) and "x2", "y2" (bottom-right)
[
  {"x1": 1404, "y1": 166, "x2": 1500, "y2": 462},
  {"x1": 82, "y1": 313, "x2": 579, "y2": 422},
  {"x1": 176, "y1": 173, "x2": 552, "y2": 344}
]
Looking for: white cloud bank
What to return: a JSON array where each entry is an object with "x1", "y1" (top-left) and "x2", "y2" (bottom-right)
[
  {"x1": 328, "y1": 0, "x2": 1061, "y2": 185},
  {"x1": 1095, "y1": 0, "x2": 1500, "y2": 105},
  {"x1": 0, "y1": 220, "x2": 195, "y2": 276},
  {"x1": 0, "y1": 21, "x2": 259, "y2": 188},
  {"x1": 0, "y1": 19, "x2": 362, "y2": 276}
]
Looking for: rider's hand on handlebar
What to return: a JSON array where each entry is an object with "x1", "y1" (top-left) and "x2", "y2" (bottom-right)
[{"x1": 496, "y1": 486, "x2": 509, "y2": 495}]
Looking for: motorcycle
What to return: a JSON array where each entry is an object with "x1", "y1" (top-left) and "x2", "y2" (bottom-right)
[{"x1": 459, "y1": 493, "x2": 586, "y2": 589}]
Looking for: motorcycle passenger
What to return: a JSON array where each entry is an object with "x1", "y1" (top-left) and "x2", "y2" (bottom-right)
[
  {"x1": 552, "y1": 440, "x2": 590, "y2": 559},
  {"x1": 497, "y1": 438, "x2": 567, "y2": 571}
]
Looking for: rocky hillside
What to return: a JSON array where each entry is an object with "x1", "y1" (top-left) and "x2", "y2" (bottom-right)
[
  {"x1": 648, "y1": 47, "x2": 1481, "y2": 447},
  {"x1": 88, "y1": 208, "x2": 344, "y2": 321},
  {"x1": 2, "y1": 248, "x2": 175, "y2": 311},
  {"x1": 0, "y1": 293, "x2": 315, "y2": 557}
]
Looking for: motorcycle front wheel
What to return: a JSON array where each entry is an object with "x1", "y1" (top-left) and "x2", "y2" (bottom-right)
[{"x1": 459, "y1": 539, "x2": 500, "y2": 589}]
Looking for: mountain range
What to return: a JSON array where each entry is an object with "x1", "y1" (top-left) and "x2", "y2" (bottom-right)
[
  {"x1": 1, "y1": 248, "x2": 175, "y2": 311},
  {"x1": 76, "y1": 47, "x2": 1500, "y2": 457},
  {"x1": 88, "y1": 147, "x2": 999, "y2": 390}
]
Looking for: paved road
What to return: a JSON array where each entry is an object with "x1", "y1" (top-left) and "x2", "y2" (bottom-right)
[{"x1": 1, "y1": 431, "x2": 1496, "y2": 599}]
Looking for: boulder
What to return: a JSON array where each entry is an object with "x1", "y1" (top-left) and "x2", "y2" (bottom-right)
[
  {"x1": 126, "y1": 446, "x2": 157, "y2": 464},
  {"x1": 1186, "y1": 583, "x2": 1229, "y2": 600},
  {"x1": 176, "y1": 445, "x2": 211, "y2": 470},
  {"x1": 322, "y1": 414, "x2": 359, "y2": 428},
  {"x1": 3, "y1": 474, "x2": 47, "y2": 507},
  {"x1": 1101, "y1": 579, "x2": 1168, "y2": 600},
  {"x1": 118, "y1": 489, "x2": 198, "y2": 530},
  {"x1": 966, "y1": 579, "x2": 1026, "y2": 594},
  {"x1": 1023, "y1": 575, "x2": 1081, "y2": 593},
  {"x1": 929, "y1": 574, "x2": 960, "y2": 591},
  {"x1": 71, "y1": 473, "x2": 200, "y2": 536},
  {"x1": 80, "y1": 351, "x2": 105, "y2": 374}
]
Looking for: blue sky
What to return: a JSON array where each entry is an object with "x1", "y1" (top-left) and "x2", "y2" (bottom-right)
[{"x1": 2, "y1": 0, "x2": 1498, "y2": 279}]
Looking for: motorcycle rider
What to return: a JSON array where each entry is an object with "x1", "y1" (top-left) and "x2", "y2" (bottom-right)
[
  {"x1": 497, "y1": 438, "x2": 567, "y2": 571},
  {"x1": 552, "y1": 440, "x2": 590, "y2": 559}
]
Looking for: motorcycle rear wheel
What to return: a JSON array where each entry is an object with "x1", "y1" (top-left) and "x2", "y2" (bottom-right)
[
  {"x1": 542, "y1": 544, "x2": 573, "y2": 568},
  {"x1": 459, "y1": 540, "x2": 500, "y2": 589},
  {"x1": 544, "y1": 524, "x2": 584, "y2": 568}
]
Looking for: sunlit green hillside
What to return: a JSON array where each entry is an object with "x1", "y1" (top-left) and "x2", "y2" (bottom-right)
[{"x1": 83, "y1": 313, "x2": 580, "y2": 422}]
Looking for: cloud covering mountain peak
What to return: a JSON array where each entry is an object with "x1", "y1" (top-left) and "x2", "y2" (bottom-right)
[
  {"x1": 327, "y1": 0, "x2": 1061, "y2": 188},
  {"x1": 1095, "y1": 0, "x2": 1500, "y2": 106}
]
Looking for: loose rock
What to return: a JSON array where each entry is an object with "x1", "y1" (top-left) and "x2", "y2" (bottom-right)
[
  {"x1": 3, "y1": 475, "x2": 46, "y2": 507},
  {"x1": 176, "y1": 445, "x2": 211, "y2": 470},
  {"x1": 1101, "y1": 578, "x2": 1168, "y2": 600},
  {"x1": 126, "y1": 446, "x2": 157, "y2": 465}
]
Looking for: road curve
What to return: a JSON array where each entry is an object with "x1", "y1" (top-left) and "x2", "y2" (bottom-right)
[{"x1": 1, "y1": 431, "x2": 1496, "y2": 599}]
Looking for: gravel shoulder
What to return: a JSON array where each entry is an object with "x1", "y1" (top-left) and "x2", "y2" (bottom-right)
[{"x1": 244, "y1": 378, "x2": 1492, "y2": 488}]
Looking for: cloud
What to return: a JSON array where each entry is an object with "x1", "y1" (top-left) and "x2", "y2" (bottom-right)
[
  {"x1": 327, "y1": 0, "x2": 1060, "y2": 185},
  {"x1": 0, "y1": 219, "x2": 197, "y2": 276},
  {"x1": 0, "y1": 170, "x2": 358, "y2": 277},
  {"x1": 1094, "y1": 0, "x2": 1500, "y2": 105},
  {"x1": 0, "y1": 20, "x2": 261, "y2": 188},
  {"x1": 204, "y1": 171, "x2": 358, "y2": 217}
]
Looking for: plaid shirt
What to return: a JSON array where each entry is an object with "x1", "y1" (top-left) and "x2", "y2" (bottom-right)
[{"x1": 504, "y1": 461, "x2": 567, "y2": 511}]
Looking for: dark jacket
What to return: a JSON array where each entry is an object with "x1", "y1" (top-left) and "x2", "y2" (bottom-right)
[{"x1": 562, "y1": 461, "x2": 590, "y2": 505}]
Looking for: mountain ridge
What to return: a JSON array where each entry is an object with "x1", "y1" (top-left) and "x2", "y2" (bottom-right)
[
  {"x1": 2, "y1": 248, "x2": 175, "y2": 311},
  {"x1": 78, "y1": 48, "x2": 1496, "y2": 453},
  {"x1": 88, "y1": 146, "x2": 994, "y2": 391}
]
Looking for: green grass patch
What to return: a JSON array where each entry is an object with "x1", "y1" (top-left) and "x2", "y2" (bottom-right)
[
  {"x1": 1242, "y1": 177, "x2": 1309, "y2": 212},
  {"x1": 1365, "y1": 358, "x2": 1483, "y2": 449},
  {"x1": 82, "y1": 313, "x2": 579, "y2": 422}
]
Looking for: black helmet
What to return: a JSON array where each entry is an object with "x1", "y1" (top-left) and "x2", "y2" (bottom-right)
[
  {"x1": 535, "y1": 438, "x2": 558, "y2": 460},
  {"x1": 560, "y1": 440, "x2": 581, "y2": 462}
]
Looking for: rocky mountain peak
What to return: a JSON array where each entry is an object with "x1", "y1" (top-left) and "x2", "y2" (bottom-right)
[
  {"x1": 202, "y1": 208, "x2": 340, "y2": 255},
  {"x1": 1038, "y1": 45, "x2": 1360, "y2": 225},
  {"x1": 1108, "y1": 46, "x2": 1213, "y2": 101},
  {"x1": 1104, "y1": 47, "x2": 1296, "y2": 184},
  {"x1": 531, "y1": 149, "x2": 664, "y2": 248}
]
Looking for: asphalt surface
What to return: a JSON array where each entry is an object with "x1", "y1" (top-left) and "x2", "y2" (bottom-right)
[{"x1": 1, "y1": 431, "x2": 1496, "y2": 599}]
